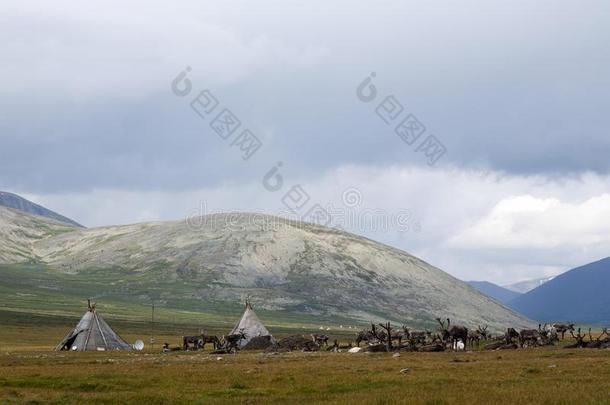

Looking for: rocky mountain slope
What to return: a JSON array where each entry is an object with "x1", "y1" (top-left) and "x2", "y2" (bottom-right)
[
  {"x1": 0, "y1": 206, "x2": 78, "y2": 263},
  {"x1": 0, "y1": 191, "x2": 83, "y2": 227},
  {"x1": 1, "y1": 206, "x2": 533, "y2": 329}
]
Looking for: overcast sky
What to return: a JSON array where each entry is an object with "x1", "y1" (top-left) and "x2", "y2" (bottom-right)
[{"x1": 2, "y1": 0, "x2": 609, "y2": 285}]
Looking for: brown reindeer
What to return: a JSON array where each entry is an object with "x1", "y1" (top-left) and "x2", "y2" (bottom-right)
[
  {"x1": 182, "y1": 335, "x2": 204, "y2": 351},
  {"x1": 355, "y1": 330, "x2": 375, "y2": 347},
  {"x1": 182, "y1": 333, "x2": 221, "y2": 351},
  {"x1": 201, "y1": 335, "x2": 221, "y2": 350},
  {"x1": 326, "y1": 339, "x2": 353, "y2": 352},
  {"x1": 478, "y1": 325, "x2": 490, "y2": 340},
  {"x1": 376, "y1": 322, "x2": 394, "y2": 351},
  {"x1": 468, "y1": 330, "x2": 482, "y2": 348},
  {"x1": 553, "y1": 323, "x2": 575, "y2": 340},
  {"x1": 404, "y1": 327, "x2": 428, "y2": 346},
  {"x1": 311, "y1": 334, "x2": 329, "y2": 347},
  {"x1": 566, "y1": 328, "x2": 588, "y2": 348},
  {"x1": 436, "y1": 318, "x2": 468, "y2": 351},
  {"x1": 519, "y1": 327, "x2": 542, "y2": 348},
  {"x1": 583, "y1": 328, "x2": 601, "y2": 349},
  {"x1": 388, "y1": 325, "x2": 419, "y2": 347},
  {"x1": 505, "y1": 328, "x2": 520, "y2": 344},
  {"x1": 356, "y1": 326, "x2": 387, "y2": 347},
  {"x1": 564, "y1": 328, "x2": 610, "y2": 349},
  {"x1": 468, "y1": 325, "x2": 490, "y2": 348},
  {"x1": 162, "y1": 342, "x2": 181, "y2": 352},
  {"x1": 221, "y1": 329, "x2": 247, "y2": 353}
]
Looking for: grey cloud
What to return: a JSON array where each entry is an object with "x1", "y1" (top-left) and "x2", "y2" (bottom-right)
[{"x1": 1, "y1": 0, "x2": 609, "y2": 195}]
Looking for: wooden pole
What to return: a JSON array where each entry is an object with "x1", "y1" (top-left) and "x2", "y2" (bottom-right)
[{"x1": 151, "y1": 300, "x2": 155, "y2": 351}]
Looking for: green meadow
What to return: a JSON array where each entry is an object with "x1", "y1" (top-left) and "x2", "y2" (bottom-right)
[{"x1": 2, "y1": 264, "x2": 610, "y2": 404}]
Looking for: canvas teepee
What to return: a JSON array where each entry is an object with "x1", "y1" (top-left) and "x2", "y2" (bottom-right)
[
  {"x1": 229, "y1": 301, "x2": 275, "y2": 348},
  {"x1": 55, "y1": 300, "x2": 132, "y2": 351}
]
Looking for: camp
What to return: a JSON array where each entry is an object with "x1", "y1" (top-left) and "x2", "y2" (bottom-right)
[
  {"x1": 55, "y1": 300, "x2": 132, "y2": 352},
  {"x1": 229, "y1": 301, "x2": 276, "y2": 348}
]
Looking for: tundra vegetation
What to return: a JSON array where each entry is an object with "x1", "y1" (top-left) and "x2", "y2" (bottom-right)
[{"x1": 1, "y1": 311, "x2": 610, "y2": 404}]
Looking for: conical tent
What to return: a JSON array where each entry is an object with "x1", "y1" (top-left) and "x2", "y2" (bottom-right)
[
  {"x1": 55, "y1": 301, "x2": 132, "y2": 351},
  {"x1": 230, "y1": 301, "x2": 275, "y2": 348}
]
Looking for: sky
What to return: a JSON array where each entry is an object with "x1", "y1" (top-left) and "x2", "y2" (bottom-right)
[{"x1": 1, "y1": 0, "x2": 609, "y2": 285}]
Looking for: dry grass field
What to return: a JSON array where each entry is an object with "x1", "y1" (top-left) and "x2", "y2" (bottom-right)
[{"x1": 1, "y1": 318, "x2": 610, "y2": 404}]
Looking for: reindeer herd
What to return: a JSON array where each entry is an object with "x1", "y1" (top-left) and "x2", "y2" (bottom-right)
[
  {"x1": 170, "y1": 320, "x2": 607, "y2": 355},
  {"x1": 335, "y1": 319, "x2": 608, "y2": 353},
  {"x1": 343, "y1": 318, "x2": 476, "y2": 352}
]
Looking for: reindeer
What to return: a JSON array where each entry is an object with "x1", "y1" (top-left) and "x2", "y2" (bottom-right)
[
  {"x1": 537, "y1": 324, "x2": 558, "y2": 346},
  {"x1": 326, "y1": 339, "x2": 353, "y2": 352},
  {"x1": 519, "y1": 328, "x2": 542, "y2": 348},
  {"x1": 553, "y1": 323, "x2": 575, "y2": 340},
  {"x1": 355, "y1": 330, "x2": 375, "y2": 347},
  {"x1": 311, "y1": 334, "x2": 329, "y2": 347},
  {"x1": 593, "y1": 328, "x2": 610, "y2": 349},
  {"x1": 478, "y1": 325, "x2": 490, "y2": 340},
  {"x1": 436, "y1": 318, "x2": 468, "y2": 351},
  {"x1": 201, "y1": 335, "x2": 221, "y2": 350},
  {"x1": 581, "y1": 328, "x2": 605, "y2": 349},
  {"x1": 182, "y1": 333, "x2": 221, "y2": 351},
  {"x1": 404, "y1": 327, "x2": 428, "y2": 346},
  {"x1": 388, "y1": 325, "x2": 422, "y2": 347},
  {"x1": 221, "y1": 329, "x2": 247, "y2": 353},
  {"x1": 505, "y1": 328, "x2": 520, "y2": 344},
  {"x1": 376, "y1": 322, "x2": 394, "y2": 351},
  {"x1": 468, "y1": 325, "x2": 490, "y2": 348},
  {"x1": 566, "y1": 328, "x2": 588, "y2": 348},
  {"x1": 162, "y1": 342, "x2": 181, "y2": 352},
  {"x1": 426, "y1": 330, "x2": 443, "y2": 344},
  {"x1": 355, "y1": 327, "x2": 387, "y2": 347},
  {"x1": 591, "y1": 329, "x2": 610, "y2": 348},
  {"x1": 565, "y1": 328, "x2": 610, "y2": 349},
  {"x1": 468, "y1": 330, "x2": 482, "y2": 348},
  {"x1": 182, "y1": 335, "x2": 204, "y2": 351}
]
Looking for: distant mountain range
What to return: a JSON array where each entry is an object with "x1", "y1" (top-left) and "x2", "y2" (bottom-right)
[
  {"x1": 0, "y1": 191, "x2": 83, "y2": 228},
  {"x1": 508, "y1": 257, "x2": 610, "y2": 324},
  {"x1": 0, "y1": 193, "x2": 533, "y2": 330},
  {"x1": 466, "y1": 281, "x2": 522, "y2": 304},
  {"x1": 503, "y1": 276, "x2": 555, "y2": 294}
]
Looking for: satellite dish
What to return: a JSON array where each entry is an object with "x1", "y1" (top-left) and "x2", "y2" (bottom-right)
[{"x1": 133, "y1": 340, "x2": 145, "y2": 351}]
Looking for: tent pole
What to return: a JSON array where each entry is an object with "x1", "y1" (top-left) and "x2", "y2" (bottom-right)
[
  {"x1": 151, "y1": 300, "x2": 155, "y2": 351},
  {"x1": 95, "y1": 312, "x2": 109, "y2": 349}
]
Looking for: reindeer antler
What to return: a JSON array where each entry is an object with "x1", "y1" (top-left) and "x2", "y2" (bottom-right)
[
  {"x1": 570, "y1": 328, "x2": 585, "y2": 340},
  {"x1": 371, "y1": 323, "x2": 379, "y2": 339}
]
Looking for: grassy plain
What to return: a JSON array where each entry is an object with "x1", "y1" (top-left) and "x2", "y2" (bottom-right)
[{"x1": 1, "y1": 311, "x2": 610, "y2": 404}]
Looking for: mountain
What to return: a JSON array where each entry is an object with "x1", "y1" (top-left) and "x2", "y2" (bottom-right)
[
  {"x1": 504, "y1": 276, "x2": 555, "y2": 294},
  {"x1": 0, "y1": 206, "x2": 78, "y2": 263},
  {"x1": 466, "y1": 281, "x2": 522, "y2": 304},
  {"x1": 0, "y1": 191, "x2": 83, "y2": 228},
  {"x1": 509, "y1": 258, "x2": 610, "y2": 324},
  {"x1": 0, "y1": 206, "x2": 533, "y2": 330}
]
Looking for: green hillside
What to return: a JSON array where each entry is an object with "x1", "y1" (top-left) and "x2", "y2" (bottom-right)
[{"x1": 0, "y1": 206, "x2": 534, "y2": 331}]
